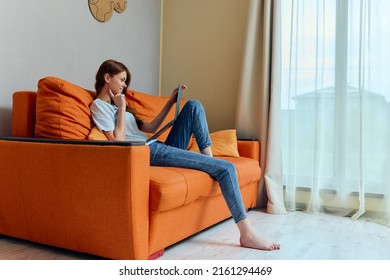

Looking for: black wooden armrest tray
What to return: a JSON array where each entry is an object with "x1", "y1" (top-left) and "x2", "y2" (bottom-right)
[
  {"x1": 0, "y1": 136, "x2": 145, "y2": 146},
  {"x1": 237, "y1": 138, "x2": 259, "y2": 141}
]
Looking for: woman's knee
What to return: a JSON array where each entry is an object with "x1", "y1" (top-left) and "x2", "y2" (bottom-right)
[
  {"x1": 184, "y1": 100, "x2": 204, "y2": 114},
  {"x1": 219, "y1": 160, "x2": 237, "y2": 178}
]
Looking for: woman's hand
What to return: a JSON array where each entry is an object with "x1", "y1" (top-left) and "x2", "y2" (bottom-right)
[
  {"x1": 169, "y1": 84, "x2": 187, "y2": 104},
  {"x1": 109, "y1": 89, "x2": 127, "y2": 109}
]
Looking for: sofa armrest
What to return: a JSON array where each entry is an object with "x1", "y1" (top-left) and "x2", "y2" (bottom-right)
[
  {"x1": 237, "y1": 139, "x2": 260, "y2": 161},
  {"x1": 0, "y1": 137, "x2": 150, "y2": 259},
  {"x1": 12, "y1": 91, "x2": 37, "y2": 138}
]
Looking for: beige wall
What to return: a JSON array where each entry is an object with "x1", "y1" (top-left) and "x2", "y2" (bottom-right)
[{"x1": 160, "y1": 0, "x2": 249, "y2": 132}]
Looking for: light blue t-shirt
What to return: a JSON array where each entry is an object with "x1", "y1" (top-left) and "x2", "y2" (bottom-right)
[{"x1": 90, "y1": 99, "x2": 148, "y2": 143}]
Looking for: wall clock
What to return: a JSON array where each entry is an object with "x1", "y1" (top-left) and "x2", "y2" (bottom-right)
[{"x1": 89, "y1": 0, "x2": 127, "y2": 22}]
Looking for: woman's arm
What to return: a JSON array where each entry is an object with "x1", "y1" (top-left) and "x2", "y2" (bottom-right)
[
  {"x1": 104, "y1": 90, "x2": 127, "y2": 141},
  {"x1": 140, "y1": 85, "x2": 186, "y2": 133}
]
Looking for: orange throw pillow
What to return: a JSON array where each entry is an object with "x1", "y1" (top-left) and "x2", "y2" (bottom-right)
[
  {"x1": 35, "y1": 77, "x2": 96, "y2": 139},
  {"x1": 126, "y1": 90, "x2": 186, "y2": 141}
]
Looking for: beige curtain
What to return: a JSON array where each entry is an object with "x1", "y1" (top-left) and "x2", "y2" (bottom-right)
[{"x1": 236, "y1": 0, "x2": 286, "y2": 214}]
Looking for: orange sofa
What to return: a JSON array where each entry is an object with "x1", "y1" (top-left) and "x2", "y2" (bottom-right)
[{"x1": 0, "y1": 77, "x2": 261, "y2": 260}]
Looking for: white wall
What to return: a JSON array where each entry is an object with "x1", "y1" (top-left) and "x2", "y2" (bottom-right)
[{"x1": 0, "y1": 0, "x2": 161, "y2": 136}]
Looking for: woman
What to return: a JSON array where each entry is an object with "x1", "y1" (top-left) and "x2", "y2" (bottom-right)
[{"x1": 90, "y1": 59, "x2": 280, "y2": 251}]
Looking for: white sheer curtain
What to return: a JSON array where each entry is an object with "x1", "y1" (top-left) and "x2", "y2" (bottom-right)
[{"x1": 278, "y1": 0, "x2": 390, "y2": 225}]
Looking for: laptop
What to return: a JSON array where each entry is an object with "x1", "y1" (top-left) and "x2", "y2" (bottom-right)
[{"x1": 147, "y1": 84, "x2": 183, "y2": 142}]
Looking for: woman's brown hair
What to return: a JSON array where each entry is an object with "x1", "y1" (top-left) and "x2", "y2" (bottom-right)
[{"x1": 95, "y1": 59, "x2": 130, "y2": 94}]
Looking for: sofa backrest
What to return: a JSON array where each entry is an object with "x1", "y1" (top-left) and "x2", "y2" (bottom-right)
[{"x1": 12, "y1": 76, "x2": 185, "y2": 141}]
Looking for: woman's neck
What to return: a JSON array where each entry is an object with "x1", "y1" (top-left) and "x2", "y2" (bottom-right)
[{"x1": 96, "y1": 89, "x2": 111, "y2": 103}]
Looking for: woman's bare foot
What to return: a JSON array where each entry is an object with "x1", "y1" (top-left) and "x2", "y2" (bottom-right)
[
  {"x1": 237, "y1": 218, "x2": 280, "y2": 251},
  {"x1": 240, "y1": 233, "x2": 280, "y2": 251}
]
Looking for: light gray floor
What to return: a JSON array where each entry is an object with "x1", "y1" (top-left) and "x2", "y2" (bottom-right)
[
  {"x1": 160, "y1": 210, "x2": 390, "y2": 260},
  {"x1": 1, "y1": 210, "x2": 389, "y2": 260}
]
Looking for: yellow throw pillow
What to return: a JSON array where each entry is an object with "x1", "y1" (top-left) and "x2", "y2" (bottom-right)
[
  {"x1": 189, "y1": 129, "x2": 240, "y2": 157},
  {"x1": 88, "y1": 126, "x2": 108, "y2": 141}
]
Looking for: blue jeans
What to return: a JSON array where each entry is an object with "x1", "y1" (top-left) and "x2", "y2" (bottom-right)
[{"x1": 149, "y1": 100, "x2": 247, "y2": 223}]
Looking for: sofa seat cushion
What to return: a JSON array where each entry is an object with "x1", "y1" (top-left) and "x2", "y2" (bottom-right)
[{"x1": 149, "y1": 156, "x2": 261, "y2": 212}]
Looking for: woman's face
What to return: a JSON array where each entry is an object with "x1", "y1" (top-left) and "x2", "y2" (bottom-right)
[{"x1": 107, "y1": 71, "x2": 127, "y2": 95}]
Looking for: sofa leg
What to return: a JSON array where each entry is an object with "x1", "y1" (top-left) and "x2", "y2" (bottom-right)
[{"x1": 148, "y1": 249, "x2": 165, "y2": 260}]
